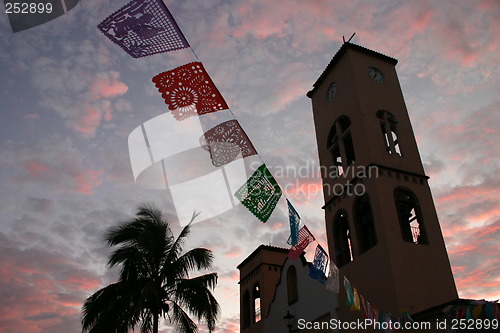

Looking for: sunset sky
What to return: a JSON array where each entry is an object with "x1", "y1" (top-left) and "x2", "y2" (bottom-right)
[{"x1": 0, "y1": 0, "x2": 499, "y2": 332}]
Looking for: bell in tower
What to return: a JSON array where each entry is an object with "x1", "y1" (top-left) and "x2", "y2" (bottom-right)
[{"x1": 307, "y1": 42, "x2": 458, "y2": 316}]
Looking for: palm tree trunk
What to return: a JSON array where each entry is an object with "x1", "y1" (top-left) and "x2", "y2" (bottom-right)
[{"x1": 153, "y1": 313, "x2": 159, "y2": 333}]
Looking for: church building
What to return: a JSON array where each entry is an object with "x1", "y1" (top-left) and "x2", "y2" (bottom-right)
[{"x1": 238, "y1": 43, "x2": 495, "y2": 332}]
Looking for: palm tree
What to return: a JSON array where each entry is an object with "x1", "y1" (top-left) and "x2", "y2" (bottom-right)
[{"x1": 81, "y1": 204, "x2": 220, "y2": 333}]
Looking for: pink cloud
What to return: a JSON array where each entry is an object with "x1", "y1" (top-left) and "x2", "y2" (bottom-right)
[
  {"x1": 89, "y1": 71, "x2": 128, "y2": 100},
  {"x1": 74, "y1": 169, "x2": 103, "y2": 195},
  {"x1": 270, "y1": 222, "x2": 284, "y2": 231},
  {"x1": 448, "y1": 244, "x2": 478, "y2": 256},
  {"x1": 445, "y1": 220, "x2": 500, "y2": 300},
  {"x1": 437, "y1": 184, "x2": 497, "y2": 205},
  {"x1": 283, "y1": 179, "x2": 323, "y2": 202},
  {"x1": 454, "y1": 257, "x2": 500, "y2": 300},
  {"x1": 223, "y1": 246, "x2": 243, "y2": 258},
  {"x1": 0, "y1": 235, "x2": 96, "y2": 333},
  {"x1": 71, "y1": 73, "x2": 127, "y2": 137},
  {"x1": 25, "y1": 160, "x2": 51, "y2": 178},
  {"x1": 437, "y1": 20, "x2": 480, "y2": 66},
  {"x1": 31, "y1": 59, "x2": 129, "y2": 138},
  {"x1": 5, "y1": 141, "x2": 104, "y2": 195},
  {"x1": 24, "y1": 113, "x2": 40, "y2": 120},
  {"x1": 220, "y1": 270, "x2": 239, "y2": 282},
  {"x1": 73, "y1": 105, "x2": 102, "y2": 136}
]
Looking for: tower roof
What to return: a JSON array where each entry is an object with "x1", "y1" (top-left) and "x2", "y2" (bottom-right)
[
  {"x1": 236, "y1": 244, "x2": 288, "y2": 270},
  {"x1": 306, "y1": 42, "x2": 398, "y2": 98}
]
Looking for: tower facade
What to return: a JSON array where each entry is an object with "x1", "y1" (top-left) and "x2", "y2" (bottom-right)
[
  {"x1": 237, "y1": 245, "x2": 288, "y2": 333},
  {"x1": 307, "y1": 43, "x2": 458, "y2": 315}
]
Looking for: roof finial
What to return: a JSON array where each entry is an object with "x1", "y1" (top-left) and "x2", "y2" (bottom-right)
[{"x1": 343, "y1": 32, "x2": 356, "y2": 44}]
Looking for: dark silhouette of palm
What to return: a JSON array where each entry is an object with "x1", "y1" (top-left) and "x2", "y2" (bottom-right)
[{"x1": 81, "y1": 204, "x2": 219, "y2": 333}]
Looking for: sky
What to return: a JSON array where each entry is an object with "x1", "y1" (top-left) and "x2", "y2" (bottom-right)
[{"x1": 0, "y1": 0, "x2": 499, "y2": 332}]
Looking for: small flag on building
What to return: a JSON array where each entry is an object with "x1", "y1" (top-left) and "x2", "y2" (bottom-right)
[
  {"x1": 351, "y1": 287, "x2": 361, "y2": 311},
  {"x1": 288, "y1": 226, "x2": 315, "y2": 260},
  {"x1": 309, "y1": 244, "x2": 328, "y2": 283},
  {"x1": 286, "y1": 199, "x2": 300, "y2": 246},
  {"x1": 344, "y1": 276, "x2": 354, "y2": 306},
  {"x1": 325, "y1": 260, "x2": 340, "y2": 293}
]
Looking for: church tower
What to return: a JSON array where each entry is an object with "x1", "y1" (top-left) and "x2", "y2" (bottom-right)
[
  {"x1": 307, "y1": 43, "x2": 458, "y2": 316},
  {"x1": 237, "y1": 245, "x2": 288, "y2": 333}
]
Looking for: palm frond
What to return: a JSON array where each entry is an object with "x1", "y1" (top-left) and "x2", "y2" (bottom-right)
[
  {"x1": 105, "y1": 219, "x2": 146, "y2": 247},
  {"x1": 139, "y1": 310, "x2": 153, "y2": 333},
  {"x1": 82, "y1": 282, "x2": 142, "y2": 333},
  {"x1": 170, "y1": 301, "x2": 199, "y2": 333},
  {"x1": 164, "y1": 211, "x2": 201, "y2": 264},
  {"x1": 135, "y1": 203, "x2": 163, "y2": 223},
  {"x1": 167, "y1": 248, "x2": 214, "y2": 280},
  {"x1": 107, "y1": 245, "x2": 141, "y2": 268},
  {"x1": 173, "y1": 273, "x2": 220, "y2": 332}
]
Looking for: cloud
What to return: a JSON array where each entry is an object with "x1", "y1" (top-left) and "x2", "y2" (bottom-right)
[
  {"x1": 25, "y1": 197, "x2": 54, "y2": 214},
  {"x1": 0, "y1": 232, "x2": 99, "y2": 333},
  {"x1": 0, "y1": 0, "x2": 498, "y2": 331},
  {"x1": 0, "y1": 136, "x2": 103, "y2": 195},
  {"x1": 30, "y1": 46, "x2": 128, "y2": 138},
  {"x1": 223, "y1": 246, "x2": 243, "y2": 258},
  {"x1": 447, "y1": 221, "x2": 500, "y2": 300}
]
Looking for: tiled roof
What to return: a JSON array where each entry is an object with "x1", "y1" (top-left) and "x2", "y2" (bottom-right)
[
  {"x1": 306, "y1": 42, "x2": 398, "y2": 97},
  {"x1": 236, "y1": 244, "x2": 289, "y2": 270}
]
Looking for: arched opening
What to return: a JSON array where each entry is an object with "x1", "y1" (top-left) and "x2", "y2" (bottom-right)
[
  {"x1": 327, "y1": 116, "x2": 355, "y2": 176},
  {"x1": 394, "y1": 188, "x2": 428, "y2": 244},
  {"x1": 377, "y1": 110, "x2": 401, "y2": 156},
  {"x1": 253, "y1": 283, "x2": 261, "y2": 322},
  {"x1": 353, "y1": 193, "x2": 378, "y2": 254},
  {"x1": 333, "y1": 209, "x2": 353, "y2": 267},
  {"x1": 287, "y1": 265, "x2": 298, "y2": 304}
]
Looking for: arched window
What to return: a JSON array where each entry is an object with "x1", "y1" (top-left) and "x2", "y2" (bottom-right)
[
  {"x1": 287, "y1": 265, "x2": 298, "y2": 304},
  {"x1": 253, "y1": 283, "x2": 261, "y2": 322},
  {"x1": 242, "y1": 290, "x2": 250, "y2": 328},
  {"x1": 333, "y1": 209, "x2": 353, "y2": 267},
  {"x1": 327, "y1": 116, "x2": 356, "y2": 176},
  {"x1": 377, "y1": 110, "x2": 401, "y2": 156},
  {"x1": 394, "y1": 188, "x2": 428, "y2": 244},
  {"x1": 353, "y1": 193, "x2": 378, "y2": 254}
]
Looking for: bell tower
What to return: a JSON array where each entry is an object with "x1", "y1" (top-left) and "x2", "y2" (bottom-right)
[
  {"x1": 237, "y1": 245, "x2": 288, "y2": 333},
  {"x1": 307, "y1": 43, "x2": 458, "y2": 316}
]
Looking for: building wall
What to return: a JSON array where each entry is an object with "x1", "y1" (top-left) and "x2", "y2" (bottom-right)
[
  {"x1": 309, "y1": 44, "x2": 458, "y2": 315},
  {"x1": 238, "y1": 245, "x2": 289, "y2": 333},
  {"x1": 263, "y1": 255, "x2": 339, "y2": 333}
]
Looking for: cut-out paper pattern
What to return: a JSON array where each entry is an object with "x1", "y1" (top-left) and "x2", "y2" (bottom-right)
[
  {"x1": 325, "y1": 260, "x2": 339, "y2": 293},
  {"x1": 309, "y1": 244, "x2": 328, "y2": 283},
  {"x1": 234, "y1": 164, "x2": 282, "y2": 223},
  {"x1": 201, "y1": 120, "x2": 257, "y2": 167},
  {"x1": 153, "y1": 62, "x2": 229, "y2": 120},
  {"x1": 288, "y1": 225, "x2": 315, "y2": 260},
  {"x1": 286, "y1": 199, "x2": 300, "y2": 246},
  {"x1": 98, "y1": 0, "x2": 189, "y2": 58}
]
